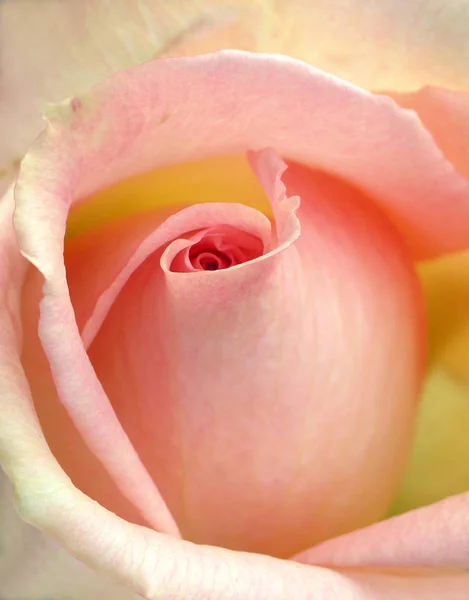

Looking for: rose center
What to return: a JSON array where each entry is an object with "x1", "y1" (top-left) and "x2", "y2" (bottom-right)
[
  {"x1": 189, "y1": 246, "x2": 233, "y2": 271},
  {"x1": 170, "y1": 225, "x2": 265, "y2": 273}
]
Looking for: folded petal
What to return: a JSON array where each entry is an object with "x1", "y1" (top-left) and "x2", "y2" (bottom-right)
[
  {"x1": 297, "y1": 491, "x2": 469, "y2": 569},
  {"x1": 20, "y1": 263, "x2": 179, "y2": 534},
  {"x1": 19, "y1": 52, "x2": 469, "y2": 260},
  {"x1": 390, "y1": 87, "x2": 469, "y2": 180}
]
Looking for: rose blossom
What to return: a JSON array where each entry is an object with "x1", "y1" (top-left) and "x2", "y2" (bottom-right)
[{"x1": 2, "y1": 3, "x2": 469, "y2": 600}]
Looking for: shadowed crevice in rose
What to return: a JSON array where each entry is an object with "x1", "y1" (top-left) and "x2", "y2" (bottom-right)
[{"x1": 168, "y1": 225, "x2": 265, "y2": 273}]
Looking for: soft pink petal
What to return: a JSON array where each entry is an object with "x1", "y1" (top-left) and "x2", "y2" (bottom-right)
[
  {"x1": 0, "y1": 313, "x2": 462, "y2": 600},
  {"x1": 19, "y1": 265, "x2": 178, "y2": 533},
  {"x1": 1, "y1": 399, "x2": 468, "y2": 600},
  {"x1": 390, "y1": 86, "x2": 469, "y2": 180},
  {"x1": 6, "y1": 481, "x2": 469, "y2": 600},
  {"x1": 296, "y1": 492, "x2": 469, "y2": 569},
  {"x1": 17, "y1": 217, "x2": 180, "y2": 533},
  {"x1": 17, "y1": 52, "x2": 469, "y2": 261},
  {"x1": 0, "y1": 189, "x2": 139, "y2": 596}
]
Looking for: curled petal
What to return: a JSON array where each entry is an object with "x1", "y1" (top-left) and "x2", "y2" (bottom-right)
[
  {"x1": 169, "y1": 226, "x2": 265, "y2": 272},
  {"x1": 17, "y1": 52, "x2": 469, "y2": 261},
  {"x1": 390, "y1": 87, "x2": 469, "y2": 180},
  {"x1": 0, "y1": 0, "x2": 257, "y2": 194}
]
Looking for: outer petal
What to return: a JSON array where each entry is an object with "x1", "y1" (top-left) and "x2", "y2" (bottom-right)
[
  {"x1": 387, "y1": 257, "x2": 469, "y2": 514},
  {"x1": 297, "y1": 492, "x2": 469, "y2": 569},
  {"x1": 0, "y1": 471, "x2": 139, "y2": 600},
  {"x1": 390, "y1": 87, "x2": 469, "y2": 180},
  {"x1": 0, "y1": 189, "x2": 139, "y2": 596},
  {"x1": 2, "y1": 455, "x2": 469, "y2": 600},
  {"x1": 2, "y1": 463, "x2": 469, "y2": 600},
  {"x1": 1, "y1": 290, "x2": 468, "y2": 598}
]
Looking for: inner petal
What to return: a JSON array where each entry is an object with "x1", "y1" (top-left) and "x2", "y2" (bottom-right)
[
  {"x1": 194, "y1": 251, "x2": 231, "y2": 271},
  {"x1": 170, "y1": 225, "x2": 265, "y2": 273}
]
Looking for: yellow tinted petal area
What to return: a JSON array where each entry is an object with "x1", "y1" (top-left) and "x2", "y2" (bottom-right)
[
  {"x1": 390, "y1": 251, "x2": 469, "y2": 515},
  {"x1": 66, "y1": 154, "x2": 270, "y2": 239},
  {"x1": 420, "y1": 251, "x2": 469, "y2": 371},
  {"x1": 390, "y1": 369, "x2": 469, "y2": 515}
]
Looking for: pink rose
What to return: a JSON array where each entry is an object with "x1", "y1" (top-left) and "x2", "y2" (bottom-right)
[{"x1": 1, "y1": 3, "x2": 469, "y2": 599}]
